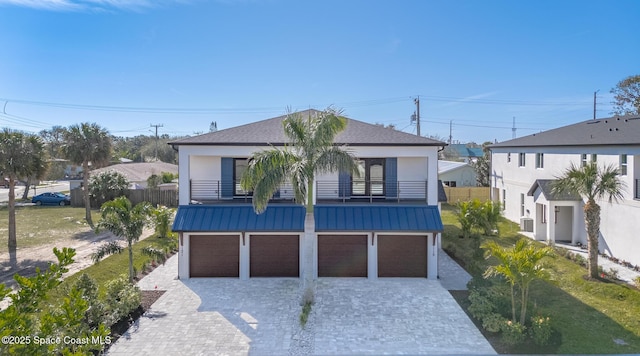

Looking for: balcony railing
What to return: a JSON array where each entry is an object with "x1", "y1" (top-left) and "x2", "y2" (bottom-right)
[{"x1": 189, "y1": 179, "x2": 428, "y2": 204}]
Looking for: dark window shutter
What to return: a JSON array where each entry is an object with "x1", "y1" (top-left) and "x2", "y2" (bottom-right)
[
  {"x1": 338, "y1": 171, "x2": 351, "y2": 198},
  {"x1": 385, "y1": 158, "x2": 397, "y2": 198},
  {"x1": 221, "y1": 157, "x2": 234, "y2": 198}
]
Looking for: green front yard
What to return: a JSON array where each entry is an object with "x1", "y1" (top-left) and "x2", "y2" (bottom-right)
[{"x1": 441, "y1": 204, "x2": 640, "y2": 354}]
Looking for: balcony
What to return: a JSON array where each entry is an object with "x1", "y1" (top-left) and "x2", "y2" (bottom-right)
[{"x1": 189, "y1": 179, "x2": 428, "y2": 204}]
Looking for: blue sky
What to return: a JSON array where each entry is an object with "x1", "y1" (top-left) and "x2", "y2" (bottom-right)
[{"x1": 0, "y1": 0, "x2": 638, "y2": 143}]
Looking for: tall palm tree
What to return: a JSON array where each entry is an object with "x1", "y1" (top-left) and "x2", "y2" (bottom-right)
[
  {"x1": 241, "y1": 108, "x2": 360, "y2": 285},
  {"x1": 62, "y1": 123, "x2": 112, "y2": 228},
  {"x1": 0, "y1": 129, "x2": 48, "y2": 267},
  {"x1": 552, "y1": 162, "x2": 624, "y2": 278},
  {"x1": 95, "y1": 196, "x2": 151, "y2": 283}
]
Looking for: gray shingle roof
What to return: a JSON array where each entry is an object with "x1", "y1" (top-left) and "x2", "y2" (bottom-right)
[
  {"x1": 169, "y1": 109, "x2": 445, "y2": 147},
  {"x1": 527, "y1": 179, "x2": 582, "y2": 201},
  {"x1": 490, "y1": 115, "x2": 640, "y2": 148}
]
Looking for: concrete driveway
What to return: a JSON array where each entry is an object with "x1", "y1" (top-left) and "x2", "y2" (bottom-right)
[{"x1": 108, "y1": 255, "x2": 496, "y2": 355}]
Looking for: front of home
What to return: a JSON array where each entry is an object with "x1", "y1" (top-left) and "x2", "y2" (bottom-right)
[
  {"x1": 170, "y1": 110, "x2": 445, "y2": 280},
  {"x1": 490, "y1": 115, "x2": 640, "y2": 267}
]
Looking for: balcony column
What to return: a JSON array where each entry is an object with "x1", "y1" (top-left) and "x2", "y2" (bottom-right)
[
  {"x1": 427, "y1": 156, "x2": 438, "y2": 205},
  {"x1": 546, "y1": 202, "x2": 556, "y2": 246}
]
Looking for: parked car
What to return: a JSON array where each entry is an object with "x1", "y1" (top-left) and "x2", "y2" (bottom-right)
[{"x1": 32, "y1": 192, "x2": 71, "y2": 206}]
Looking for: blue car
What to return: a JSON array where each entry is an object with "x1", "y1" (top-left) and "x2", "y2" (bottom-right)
[{"x1": 32, "y1": 192, "x2": 71, "y2": 206}]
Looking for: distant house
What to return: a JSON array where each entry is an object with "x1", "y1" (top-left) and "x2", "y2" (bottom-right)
[
  {"x1": 438, "y1": 160, "x2": 477, "y2": 187},
  {"x1": 72, "y1": 162, "x2": 179, "y2": 190},
  {"x1": 446, "y1": 144, "x2": 484, "y2": 163},
  {"x1": 490, "y1": 114, "x2": 640, "y2": 267}
]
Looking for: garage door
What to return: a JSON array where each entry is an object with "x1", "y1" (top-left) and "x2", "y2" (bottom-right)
[
  {"x1": 318, "y1": 235, "x2": 367, "y2": 277},
  {"x1": 250, "y1": 235, "x2": 299, "y2": 277},
  {"x1": 190, "y1": 235, "x2": 239, "y2": 277},
  {"x1": 377, "y1": 235, "x2": 427, "y2": 277}
]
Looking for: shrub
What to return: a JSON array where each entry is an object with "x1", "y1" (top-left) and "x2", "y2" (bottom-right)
[
  {"x1": 501, "y1": 320, "x2": 527, "y2": 345},
  {"x1": 482, "y1": 313, "x2": 506, "y2": 333},
  {"x1": 634, "y1": 276, "x2": 640, "y2": 289},
  {"x1": 89, "y1": 170, "x2": 129, "y2": 205},
  {"x1": 151, "y1": 205, "x2": 175, "y2": 238},
  {"x1": 468, "y1": 288, "x2": 495, "y2": 320},
  {"x1": 72, "y1": 273, "x2": 105, "y2": 328},
  {"x1": 104, "y1": 275, "x2": 141, "y2": 325},
  {"x1": 529, "y1": 316, "x2": 552, "y2": 346}
]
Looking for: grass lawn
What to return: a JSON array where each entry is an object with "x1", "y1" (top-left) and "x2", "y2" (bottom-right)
[
  {"x1": 0, "y1": 205, "x2": 100, "y2": 253},
  {"x1": 441, "y1": 204, "x2": 640, "y2": 354}
]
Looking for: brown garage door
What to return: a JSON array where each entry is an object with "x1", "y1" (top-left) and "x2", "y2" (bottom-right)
[
  {"x1": 250, "y1": 235, "x2": 299, "y2": 277},
  {"x1": 377, "y1": 235, "x2": 427, "y2": 277},
  {"x1": 190, "y1": 235, "x2": 239, "y2": 277},
  {"x1": 318, "y1": 235, "x2": 367, "y2": 277}
]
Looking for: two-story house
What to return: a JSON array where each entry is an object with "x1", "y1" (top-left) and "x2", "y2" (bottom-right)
[
  {"x1": 170, "y1": 110, "x2": 445, "y2": 280},
  {"x1": 490, "y1": 115, "x2": 640, "y2": 267}
]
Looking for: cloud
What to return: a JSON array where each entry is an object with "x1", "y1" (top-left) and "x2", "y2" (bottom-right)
[{"x1": 0, "y1": 0, "x2": 190, "y2": 11}]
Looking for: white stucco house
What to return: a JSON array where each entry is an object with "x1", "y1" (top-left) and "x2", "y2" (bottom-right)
[
  {"x1": 489, "y1": 114, "x2": 640, "y2": 267},
  {"x1": 438, "y1": 160, "x2": 478, "y2": 187},
  {"x1": 169, "y1": 109, "x2": 446, "y2": 281}
]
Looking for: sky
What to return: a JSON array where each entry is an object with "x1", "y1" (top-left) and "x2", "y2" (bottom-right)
[{"x1": 0, "y1": 0, "x2": 638, "y2": 144}]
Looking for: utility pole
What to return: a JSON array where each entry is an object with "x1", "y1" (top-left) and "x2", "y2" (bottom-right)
[
  {"x1": 414, "y1": 96, "x2": 421, "y2": 136},
  {"x1": 449, "y1": 120, "x2": 453, "y2": 144},
  {"x1": 150, "y1": 123, "x2": 163, "y2": 161},
  {"x1": 593, "y1": 90, "x2": 599, "y2": 120}
]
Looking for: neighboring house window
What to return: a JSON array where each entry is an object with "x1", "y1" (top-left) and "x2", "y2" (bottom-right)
[
  {"x1": 581, "y1": 154, "x2": 588, "y2": 167},
  {"x1": 620, "y1": 154, "x2": 628, "y2": 175},
  {"x1": 591, "y1": 154, "x2": 597, "y2": 162},
  {"x1": 518, "y1": 153, "x2": 526, "y2": 167},
  {"x1": 507, "y1": 153, "x2": 511, "y2": 163},
  {"x1": 352, "y1": 158, "x2": 385, "y2": 196},
  {"x1": 535, "y1": 153, "x2": 544, "y2": 169},
  {"x1": 234, "y1": 158, "x2": 249, "y2": 195},
  {"x1": 502, "y1": 189, "x2": 506, "y2": 210},
  {"x1": 520, "y1": 193, "x2": 525, "y2": 217},
  {"x1": 540, "y1": 204, "x2": 547, "y2": 224},
  {"x1": 443, "y1": 181, "x2": 457, "y2": 187}
]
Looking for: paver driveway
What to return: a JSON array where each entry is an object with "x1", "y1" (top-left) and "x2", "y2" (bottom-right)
[{"x1": 107, "y1": 255, "x2": 496, "y2": 355}]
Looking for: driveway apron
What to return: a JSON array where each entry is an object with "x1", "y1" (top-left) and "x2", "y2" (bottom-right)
[{"x1": 107, "y1": 254, "x2": 495, "y2": 355}]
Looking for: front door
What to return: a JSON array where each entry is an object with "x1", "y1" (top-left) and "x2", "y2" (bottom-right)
[{"x1": 352, "y1": 159, "x2": 385, "y2": 197}]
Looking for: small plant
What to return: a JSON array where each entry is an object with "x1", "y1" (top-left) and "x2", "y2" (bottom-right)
[
  {"x1": 482, "y1": 313, "x2": 506, "y2": 333},
  {"x1": 634, "y1": 276, "x2": 640, "y2": 289},
  {"x1": 142, "y1": 246, "x2": 167, "y2": 265},
  {"x1": 104, "y1": 274, "x2": 142, "y2": 325},
  {"x1": 150, "y1": 205, "x2": 175, "y2": 238},
  {"x1": 529, "y1": 316, "x2": 552, "y2": 346},
  {"x1": 299, "y1": 287, "x2": 315, "y2": 327},
  {"x1": 501, "y1": 320, "x2": 527, "y2": 345}
]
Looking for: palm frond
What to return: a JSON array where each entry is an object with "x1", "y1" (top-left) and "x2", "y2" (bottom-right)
[{"x1": 91, "y1": 241, "x2": 123, "y2": 264}]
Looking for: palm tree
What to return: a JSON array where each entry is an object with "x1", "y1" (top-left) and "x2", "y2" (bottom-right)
[
  {"x1": 0, "y1": 129, "x2": 48, "y2": 267},
  {"x1": 483, "y1": 239, "x2": 553, "y2": 324},
  {"x1": 62, "y1": 123, "x2": 112, "y2": 228},
  {"x1": 552, "y1": 162, "x2": 624, "y2": 278},
  {"x1": 95, "y1": 196, "x2": 151, "y2": 283},
  {"x1": 241, "y1": 108, "x2": 360, "y2": 285}
]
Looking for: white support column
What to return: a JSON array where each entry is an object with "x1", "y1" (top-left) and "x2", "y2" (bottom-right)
[
  {"x1": 427, "y1": 233, "x2": 438, "y2": 280},
  {"x1": 239, "y1": 233, "x2": 249, "y2": 280},
  {"x1": 571, "y1": 203, "x2": 581, "y2": 245},
  {"x1": 178, "y1": 233, "x2": 189, "y2": 280},
  {"x1": 546, "y1": 202, "x2": 556, "y2": 246},
  {"x1": 368, "y1": 233, "x2": 377, "y2": 279},
  {"x1": 178, "y1": 152, "x2": 190, "y2": 204}
]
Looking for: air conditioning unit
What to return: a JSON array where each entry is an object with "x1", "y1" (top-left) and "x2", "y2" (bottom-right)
[{"x1": 520, "y1": 218, "x2": 534, "y2": 232}]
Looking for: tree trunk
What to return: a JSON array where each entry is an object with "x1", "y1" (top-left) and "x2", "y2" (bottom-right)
[
  {"x1": 128, "y1": 240, "x2": 134, "y2": 283},
  {"x1": 21, "y1": 177, "x2": 31, "y2": 200},
  {"x1": 584, "y1": 200, "x2": 601, "y2": 279},
  {"x1": 82, "y1": 161, "x2": 94, "y2": 228},
  {"x1": 8, "y1": 176, "x2": 17, "y2": 268}
]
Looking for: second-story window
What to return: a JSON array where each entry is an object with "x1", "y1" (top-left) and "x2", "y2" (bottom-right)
[
  {"x1": 591, "y1": 154, "x2": 597, "y2": 162},
  {"x1": 535, "y1": 153, "x2": 544, "y2": 169},
  {"x1": 507, "y1": 153, "x2": 511, "y2": 163},
  {"x1": 518, "y1": 153, "x2": 526, "y2": 167},
  {"x1": 234, "y1": 158, "x2": 249, "y2": 195},
  {"x1": 581, "y1": 154, "x2": 588, "y2": 167},
  {"x1": 620, "y1": 154, "x2": 628, "y2": 175}
]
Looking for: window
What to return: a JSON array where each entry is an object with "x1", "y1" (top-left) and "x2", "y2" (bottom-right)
[
  {"x1": 443, "y1": 181, "x2": 457, "y2": 187},
  {"x1": 520, "y1": 193, "x2": 525, "y2": 217},
  {"x1": 234, "y1": 158, "x2": 249, "y2": 195},
  {"x1": 518, "y1": 153, "x2": 526, "y2": 167},
  {"x1": 351, "y1": 158, "x2": 385, "y2": 196},
  {"x1": 591, "y1": 154, "x2": 597, "y2": 162},
  {"x1": 581, "y1": 154, "x2": 588, "y2": 167},
  {"x1": 507, "y1": 153, "x2": 511, "y2": 163},
  {"x1": 620, "y1": 154, "x2": 628, "y2": 175},
  {"x1": 535, "y1": 153, "x2": 544, "y2": 169},
  {"x1": 502, "y1": 189, "x2": 506, "y2": 210},
  {"x1": 540, "y1": 204, "x2": 547, "y2": 224}
]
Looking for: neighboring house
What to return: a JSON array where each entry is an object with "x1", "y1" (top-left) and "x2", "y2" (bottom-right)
[
  {"x1": 445, "y1": 144, "x2": 484, "y2": 163},
  {"x1": 89, "y1": 162, "x2": 179, "y2": 189},
  {"x1": 490, "y1": 115, "x2": 640, "y2": 267},
  {"x1": 170, "y1": 109, "x2": 446, "y2": 280},
  {"x1": 438, "y1": 160, "x2": 477, "y2": 187}
]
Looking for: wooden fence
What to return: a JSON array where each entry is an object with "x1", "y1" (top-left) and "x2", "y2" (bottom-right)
[
  {"x1": 443, "y1": 187, "x2": 496, "y2": 204},
  {"x1": 70, "y1": 188, "x2": 178, "y2": 208}
]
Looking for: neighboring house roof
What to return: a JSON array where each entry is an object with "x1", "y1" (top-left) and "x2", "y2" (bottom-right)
[
  {"x1": 447, "y1": 144, "x2": 484, "y2": 158},
  {"x1": 314, "y1": 205, "x2": 443, "y2": 232},
  {"x1": 91, "y1": 162, "x2": 178, "y2": 183},
  {"x1": 491, "y1": 115, "x2": 640, "y2": 148},
  {"x1": 438, "y1": 160, "x2": 471, "y2": 174},
  {"x1": 527, "y1": 179, "x2": 582, "y2": 201},
  {"x1": 172, "y1": 205, "x2": 305, "y2": 232},
  {"x1": 169, "y1": 109, "x2": 445, "y2": 147}
]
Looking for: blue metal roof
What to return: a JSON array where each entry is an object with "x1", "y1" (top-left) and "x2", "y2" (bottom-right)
[
  {"x1": 172, "y1": 205, "x2": 306, "y2": 232},
  {"x1": 314, "y1": 205, "x2": 443, "y2": 232}
]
